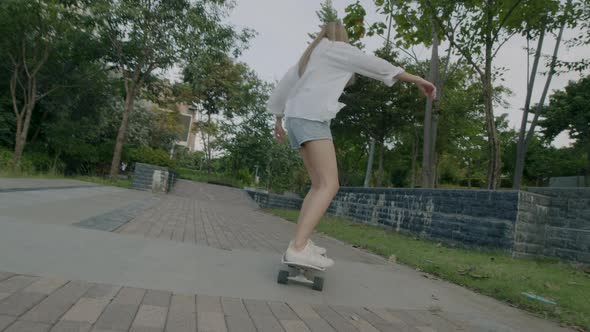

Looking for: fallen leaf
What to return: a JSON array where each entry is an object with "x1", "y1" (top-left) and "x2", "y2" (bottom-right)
[
  {"x1": 422, "y1": 273, "x2": 440, "y2": 281},
  {"x1": 458, "y1": 266, "x2": 475, "y2": 276},
  {"x1": 544, "y1": 282, "x2": 560, "y2": 291}
]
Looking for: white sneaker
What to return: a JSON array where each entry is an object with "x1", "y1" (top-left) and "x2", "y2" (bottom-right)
[
  {"x1": 290, "y1": 240, "x2": 326, "y2": 256},
  {"x1": 285, "y1": 241, "x2": 334, "y2": 269},
  {"x1": 308, "y1": 239, "x2": 327, "y2": 255}
]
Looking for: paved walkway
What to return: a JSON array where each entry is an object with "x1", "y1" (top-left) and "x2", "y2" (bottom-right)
[
  {"x1": 0, "y1": 270, "x2": 477, "y2": 332},
  {"x1": 0, "y1": 178, "x2": 575, "y2": 331},
  {"x1": 117, "y1": 181, "x2": 384, "y2": 264}
]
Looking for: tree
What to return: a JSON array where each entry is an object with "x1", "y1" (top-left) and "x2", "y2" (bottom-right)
[
  {"x1": 309, "y1": 0, "x2": 340, "y2": 40},
  {"x1": 337, "y1": 51, "x2": 422, "y2": 187},
  {"x1": 432, "y1": 68, "x2": 490, "y2": 188},
  {"x1": 426, "y1": 0, "x2": 537, "y2": 189},
  {"x1": 557, "y1": 0, "x2": 590, "y2": 72},
  {"x1": 0, "y1": 0, "x2": 89, "y2": 169},
  {"x1": 183, "y1": 54, "x2": 251, "y2": 174},
  {"x1": 343, "y1": 1, "x2": 368, "y2": 48},
  {"x1": 513, "y1": 0, "x2": 577, "y2": 189},
  {"x1": 365, "y1": 0, "x2": 459, "y2": 188},
  {"x1": 505, "y1": 133, "x2": 585, "y2": 186},
  {"x1": 91, "y1": 0, "x2": 250, "y2": 178},
  {"x1": 216, "y1": 71, "x2": 274, "y2": 176},
  {"x1": 36, "y1": 66, "x2": 118, "y2": 174},
  {"x1": 343, "y1": 0, "x2": 393, "y2": 187},
  {"x1": 539, "y1": 76, "x2": 590, "y2": 184}
]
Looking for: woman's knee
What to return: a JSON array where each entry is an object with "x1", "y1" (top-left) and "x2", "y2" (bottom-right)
[{"x1": 312, "y1": 179, "x2": 339, "y2": 196}]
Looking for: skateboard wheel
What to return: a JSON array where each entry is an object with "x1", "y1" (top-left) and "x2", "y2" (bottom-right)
[
  {"x1": 277, "y1": 270, "x2": 289, "y2": 285},
  {"x1": 312, "y1": 276, "x2": 324, "y2": 291}
]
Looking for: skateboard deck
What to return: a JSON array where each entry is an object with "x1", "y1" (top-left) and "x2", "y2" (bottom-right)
[{"x1": 277, "y1": 254, "x2": 326, "y2": 291}]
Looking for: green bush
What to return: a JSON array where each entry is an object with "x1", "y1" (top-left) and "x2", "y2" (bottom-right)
[
  {"x1": 128, "y1": 146, "x2": 177, "y2": 169},
  {"x1": 233, "y1": 168, "x2": 252, "y2": 186},
  {"x1": 0, "y1": 148, "x2": 12, "y2": 171},
  {"x1": 0, "y1": 148, "x2": 34, "y2": 174},
  {"x1": 172, "y1": 146, "x2": 203, "y2": 169},
  {"x1": 177, "y1": 167, "x2": 244, "y2": 188},
  {"x1": 57, "y1": 142, "x2": 114, "y2": 175},
  {"x1": 26, "y1": 151, "x2": 65, "y2": 174}
]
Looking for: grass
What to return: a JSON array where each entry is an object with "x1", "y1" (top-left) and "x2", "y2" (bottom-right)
[
  {"x1": 0, "y1": 171, "x2": 133, "y2": 189},
  {"x1": 176, "y1": 167, "x2": 245, "y2": 188},
  {"x1": 70, "y1": 175, "x2": 133, "y2": 189},
  {"x1": 266, "y1": 208, "x2": 590, "y2": 331}
]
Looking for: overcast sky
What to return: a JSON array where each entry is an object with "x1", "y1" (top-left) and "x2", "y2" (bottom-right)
[{"x1": 209, "y1": 0, "x2": 590, "y2": 148}]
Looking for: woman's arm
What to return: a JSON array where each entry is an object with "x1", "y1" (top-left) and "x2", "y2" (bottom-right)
[
  {"x1": 324, "y1": 41, "x2": 404, "y2": 87},
  {"x1": 394, "y1": 72, "x2": 437, "y2": 100},
  {"x1": 267, "y1": 65, "x2": 298, "y2": 118},
  {"x1": 324, "y1": 41, "x2": 437, "y2": 100}
]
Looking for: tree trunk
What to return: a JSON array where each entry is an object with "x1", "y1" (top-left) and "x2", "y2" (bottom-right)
[
  {"x1": 586, "y1": 139, "x2": 590, "y2": 187},
  {"x1": 434, "y1": 153, "x2": 440, "y2": 188},
  {"x1": 422, "y1": 16, "x2": 440, "y2": 188},
  {"x1": 363, "y1": 138, "x2": 375, "y2": 187},
  {"x1": 198, "y1": 113, "x2": 207, "y2": 170},
  {"x1": 376, "y1": 140, "x2": 385, "y2": 187},
  {"x1": 206, "y1": 112, "x2": 212, "y2": 175},
  {"x1": 513, "y1": 29, "x2": 545, "y2": 189},
  {"x1": 410, "y1": 132, "x2": 418, "y2": 188},
  {"x1": 524, "y1": 5, "x2": 568, "y2": 162},
  {"x1": 12, "y1": 77, "x2": 38, "y2": 170},
  {"x1": 483, "y1": 79, "x2": 501, "y2": 189},
  {"x1": 515, "y1": 1, "x2": 569, "y2": 190},
  {"x1": 109, "y1": 86, "x2": 136, "y2": 178},
  {"x1": 364, "y1": 4, "x2": 394, "y2": 188},
  {"x1": 483, "y1": 5, "x2": 501, "y2": 190}
]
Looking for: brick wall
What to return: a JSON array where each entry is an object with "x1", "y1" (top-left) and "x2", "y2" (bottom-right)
[
  {"x1": 247, "y1": 190, "x2": 303, "y2": 210},
  {"x1": 328, "y1": 187, "x2": 517, "y2": 249},
  {"x1": 246, "y1": 187, "x2": 517, "y2": 249},
  {"x1": 132, "y1": 163, "x2": 178, "y2": 193},
  {"x1": 514, "y1": 188, "x2": 590, "y2": 262},
  {"x1": 245, "y1": 187, "x2": 590, "y2": 263}
]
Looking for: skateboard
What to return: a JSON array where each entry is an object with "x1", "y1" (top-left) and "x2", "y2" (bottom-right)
[{"x1": 277, "y1": 254, "x2": 325, "y2": 291}]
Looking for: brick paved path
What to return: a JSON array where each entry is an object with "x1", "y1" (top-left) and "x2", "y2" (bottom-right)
[
  {"x1": 0, "y1": 179, "x2": 575, "y2": 332},
  {"x1": 0, "y1": 271, "x2": 473, "y2": 332},
  {"x1": 117, "y1": 180, "x2": 385, "y2": 264}
]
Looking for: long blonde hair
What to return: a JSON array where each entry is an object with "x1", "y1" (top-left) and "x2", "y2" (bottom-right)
[{"x1": 298, "y1": 21, "x2": 354, "y2": 85}]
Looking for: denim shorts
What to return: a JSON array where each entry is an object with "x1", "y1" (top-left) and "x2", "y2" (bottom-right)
[{"x1": 284, "y1": 117, "x2": 332, "y2": 149}]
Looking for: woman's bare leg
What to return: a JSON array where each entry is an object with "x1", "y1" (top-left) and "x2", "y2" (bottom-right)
[{"x1": 292, "y1": 139, "x2": 339, "y2": 251}]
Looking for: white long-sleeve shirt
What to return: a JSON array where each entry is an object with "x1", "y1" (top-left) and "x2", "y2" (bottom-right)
[{"x1": 267, "y1": 38, "x2": 405, "y2": 121}]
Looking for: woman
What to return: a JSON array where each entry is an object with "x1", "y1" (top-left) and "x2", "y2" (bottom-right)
[{"x1": 267, "y1": 22, "x2": 436, "y2": 268}]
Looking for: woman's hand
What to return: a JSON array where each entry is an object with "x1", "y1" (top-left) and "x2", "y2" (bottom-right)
[
  {"x1": 416, "y1": 78, "x2": 437, "y2": 100},
  {"x1": 274, "y1": 118, "x2": 286, "y2": 144},
  {"x1": 394, "y1": 72, "x2": 437, "y2": 100}
]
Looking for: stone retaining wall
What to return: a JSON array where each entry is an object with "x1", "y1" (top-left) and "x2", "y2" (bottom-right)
[
  {"x1": 245, "y1": 187, "x2": 590, "y2": 263},
  {"x1": 132, "y1": 162, "x2": 178, "y2": 193},
  {"x1": 515, "y1": 188, "x2": 590, "y2": 262}
]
